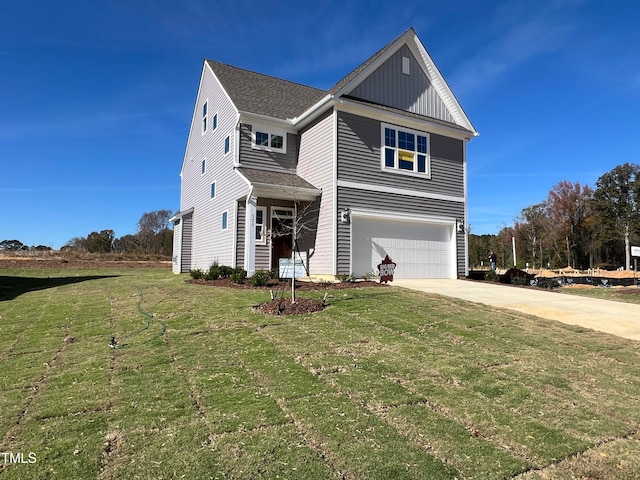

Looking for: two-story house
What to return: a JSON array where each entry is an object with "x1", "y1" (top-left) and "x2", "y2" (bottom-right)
[{"x1": 171, "y1": 27, "x2": 477, "y2": 279}]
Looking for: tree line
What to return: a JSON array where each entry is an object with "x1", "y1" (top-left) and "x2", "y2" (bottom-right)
[
  {"x1": 64, "y1": 210, "x2": 175, "y2": 256},
  {"x1": 0, "y1": 210, "x2": 175, "y2": 257},
  {"x1": 469, "y1": 163, "x2": 640, "y2": 271}
]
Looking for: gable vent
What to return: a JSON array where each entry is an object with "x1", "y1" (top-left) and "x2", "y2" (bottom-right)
[{"x1": 402, "y1": 56, "x2": 410, "y2": 75}]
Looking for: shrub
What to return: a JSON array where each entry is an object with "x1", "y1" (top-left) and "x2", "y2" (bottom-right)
[
  {"x1": 269, "y1": 267, "x2": 279, "y2": 279},
  {"x1": 190, "y1": 268, "x2": 205, "y2": 280},
  {"x1": 511, "y1": 275, "x2": 530, "y2": 286},
  {"x1": 206, "y1": 263, "x2": 221, "y2": 281},
  {"x1": 230, "y1": 269, "x2": 247, "y2": 284},
  {"x1": 219, "y1": 265, "x2": 235, "y2": 278},
  {"x1": 535, "y1": 278, "x2": 561, "y2": 289},
  {"x1": 250, "y1": 270, "x2": 271, "y2": 287},
  {"x1": 362, "y1": 270, "x2": 380, "y2": 281},
  {"x1": 339, "y1": 273, "x2": 356, "y2": 283},
  {"x1": 484, "y1": 269, "x2": 499, "y2": 282}
]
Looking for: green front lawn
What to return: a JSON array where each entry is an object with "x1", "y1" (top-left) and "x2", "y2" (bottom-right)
[{"x1": 1, "y1": 268, "x2": 639, "y2": 479}]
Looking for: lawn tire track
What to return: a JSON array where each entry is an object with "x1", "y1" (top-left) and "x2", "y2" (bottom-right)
[{"x1": 0, "y1": 325, "x2": 73, "y2": 456}]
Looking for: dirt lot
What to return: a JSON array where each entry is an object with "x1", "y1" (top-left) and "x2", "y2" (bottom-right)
[{"x1": 0, "y1": 255, "x2": 172, "y2": 270}]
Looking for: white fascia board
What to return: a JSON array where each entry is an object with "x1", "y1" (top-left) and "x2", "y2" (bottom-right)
[
  {"x1": 169, "y1": 206, "x2": 194, "y2": 223},
  {"x1": 350, "y1": 207, "x2": 456, "y2": 226},
  {"x1": 336, "y1": 98, "x2": 474, "y2": 141},
  {"x1": 239, "y1": 111, "x2": 297, "y2": 133},
  {"x1": 409, "y1": 37, "x2": 478, "y2": 136},
  {"x1": 291, "y1": 94, "x2": 334, "y2": 129},
  {"x1": 337, "y1": 179, "x2": 464, "y2": 203}
]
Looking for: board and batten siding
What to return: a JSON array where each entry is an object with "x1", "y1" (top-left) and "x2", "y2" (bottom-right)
[
  {"x1": 239, "y1": 124, "x2": 298, "y2": 172},
  {"x1": 347, "y1": 44, "x2": 455, "y2": 124},
  {"x1": 335, "y1": 110, "x2": 466, "y2": 277},
  {"x1": 179, "y1": 65, "x2": 247, "y2": 270},
  {"x1": 297, "y1": 109, "x2": 335, "y2": 276}
]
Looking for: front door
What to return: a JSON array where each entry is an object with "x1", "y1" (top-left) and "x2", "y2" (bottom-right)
[{"x1": 271, "y1": 208, "x2": 293, "y2": 269}]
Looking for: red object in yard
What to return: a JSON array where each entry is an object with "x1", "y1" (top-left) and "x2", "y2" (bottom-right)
[{"x1": 377, "y1": 255, "x2": 396, "y2": 283}]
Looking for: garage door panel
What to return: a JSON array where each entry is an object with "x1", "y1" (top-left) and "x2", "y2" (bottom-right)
[{"x1": 352, "y1": 217, "x2": 453, "y2": 279}]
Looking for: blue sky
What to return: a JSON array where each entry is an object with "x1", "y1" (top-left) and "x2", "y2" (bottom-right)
[{"x1": 2, "y1": 0, "x2": 640, "y2": 249}]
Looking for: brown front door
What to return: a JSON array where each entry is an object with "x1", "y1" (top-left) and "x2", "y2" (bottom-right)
[{"x1": 271, "y1": 215, "x2": 293, "y2": 269}]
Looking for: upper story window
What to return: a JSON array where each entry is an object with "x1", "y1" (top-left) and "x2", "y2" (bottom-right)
[
  {"x1": 210, "y1": 181, "x2": 216, "y2": 199},
  {"x1": 201, "y1": 159, "x2": 206, "y2": 175},
  {"x1": 381, "y1": 123, "x2": 430, "y2": 177},
  {"x1": 224, "y1": 136, "x2": 230, "y2": 155},
  {"x1": 252, "y1": 126, "x2": 286, "y2": 153},
  {"x1": 202, "y1": 101, "x2": 208, "y2": 133},
  {"x1": 212, "y1": 113, "x2": 217, "y2": 131}
]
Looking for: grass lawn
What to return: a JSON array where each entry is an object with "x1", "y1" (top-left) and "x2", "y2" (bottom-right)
[
  {"x1": 1, "y1": 268, "x2": 639, "y2": 479},
  {"x1": 559, "y1": 285, "x2": 640, "y2": 305}
]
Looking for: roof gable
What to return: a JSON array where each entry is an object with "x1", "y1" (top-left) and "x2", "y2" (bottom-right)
[
  {"x1": 206, "y1": 60, "x2": 326, "y2": 121},
  {"x1": 330, "y1": 28, "x2": 476, "y2": 135}
]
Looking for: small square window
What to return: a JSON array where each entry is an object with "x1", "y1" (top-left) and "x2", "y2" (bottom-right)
[
  {"x1": 224, "y1": 136, "x2": 230, "y2": 154},
  {"x1": 271, "y1": 134, "x2": 283, "y2": 149},
  {"x1": 221, "y1": 211, "x2": 228, "y2": 230},
  {"x1": 210, "y1": 182, "x2": 216, "y2": 199},
  {"x1": 256, "y1": 132, "x2": 269, "y2": 146}
]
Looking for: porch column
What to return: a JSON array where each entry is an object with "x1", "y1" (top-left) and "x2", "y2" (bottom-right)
[{"x1": 244, "y1": 194, "x2": 257, "y2": 276}]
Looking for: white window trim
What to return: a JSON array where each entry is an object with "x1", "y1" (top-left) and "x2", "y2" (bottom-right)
[
  {"x1": 202, "y1": 99, "x2": 208, "y2": 135},
  {"x1": 251, "y1": 125, "x2": 287, "y2": 154},
  {"x1": 255, "y1": 206, "x2": 267, "y2": 245},
  {"x1": 210, "y1": 180, "x2": 216, "y2": 200},
  {"x1": 224, "y1": 135, "x2": 231, "y2": 156},
  {"x1": 221, "y1": 210, "x2": 229, "y2": 231},
  {"x1": 380, "y1": 122, "x2": 431, "y2": 179}
]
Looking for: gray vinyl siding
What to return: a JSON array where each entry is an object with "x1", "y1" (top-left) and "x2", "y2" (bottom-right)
[
  {"x1": 179, "y1": 64, "x2": 248, "y2": 270},
  {"x1": 336, "y1": 110, "x2": 466, "y2": 277},
  {"x1": 239, "y1": 124, "x2": 298, "y2": 171},
  {"x1": 297, "y1": 109, "x2": 335, "y2": 276},
  {"x1": 181, "y1": 213, "x2": 193, "y2": 273},
  {"x1": 337, "y1": 111, "x2": 463, "y2": 197},
  {"x1": 347, "y1": 44, "x2": 455, "y2": 124},
  {"x1": 336, "y1": 187, "x2": 466, "y2": 276}
]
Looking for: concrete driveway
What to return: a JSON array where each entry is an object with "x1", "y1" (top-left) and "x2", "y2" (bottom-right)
[{"x1": 393, "y1": 279, "x2": 640, "y2": 342}]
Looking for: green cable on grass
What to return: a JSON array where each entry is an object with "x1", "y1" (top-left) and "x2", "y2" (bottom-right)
[{"x1": 109, "y1": 286, "x2": 167, "y2": 349}]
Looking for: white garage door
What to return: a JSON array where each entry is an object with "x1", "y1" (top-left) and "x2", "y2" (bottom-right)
[{"x1": 352, "y1": 216, "x2": 455, "y2": 279}]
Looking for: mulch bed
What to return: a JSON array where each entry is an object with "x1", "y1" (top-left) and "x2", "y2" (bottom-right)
[{"x1": 187, "y1": 277, "x2": 388, "y2": 315}]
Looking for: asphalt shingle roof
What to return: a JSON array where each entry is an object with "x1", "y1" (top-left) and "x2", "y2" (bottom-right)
[
  {"x1": 206, "y1": 60, "x2": 326, "y2": 120},
  {"x1": 236, "y1": 167, "x2": 319, "y2": 191}
]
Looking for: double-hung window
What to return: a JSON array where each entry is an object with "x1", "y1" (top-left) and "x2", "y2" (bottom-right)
[
  {"x1": 202, "y1": 101, "x2": 208, "y2": 133},
  {"x1": 252, "y1": 126, "x2": 286, "y2": 153},
  {"x1": 255, "y1": 207, "x2": 267, "y2": 245},
  {"x1": 382, "y1": 123, "x2": 430, "y2": 176}
]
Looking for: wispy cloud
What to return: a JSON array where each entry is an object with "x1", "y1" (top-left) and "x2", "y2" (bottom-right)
[{"x1": 449, "y1": 3, "x2": 578, "y2": 95}]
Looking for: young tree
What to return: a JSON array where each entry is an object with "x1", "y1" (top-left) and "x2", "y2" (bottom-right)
[{"x1": 591, "y1": 163, "x2": 640, "y2": 269}]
